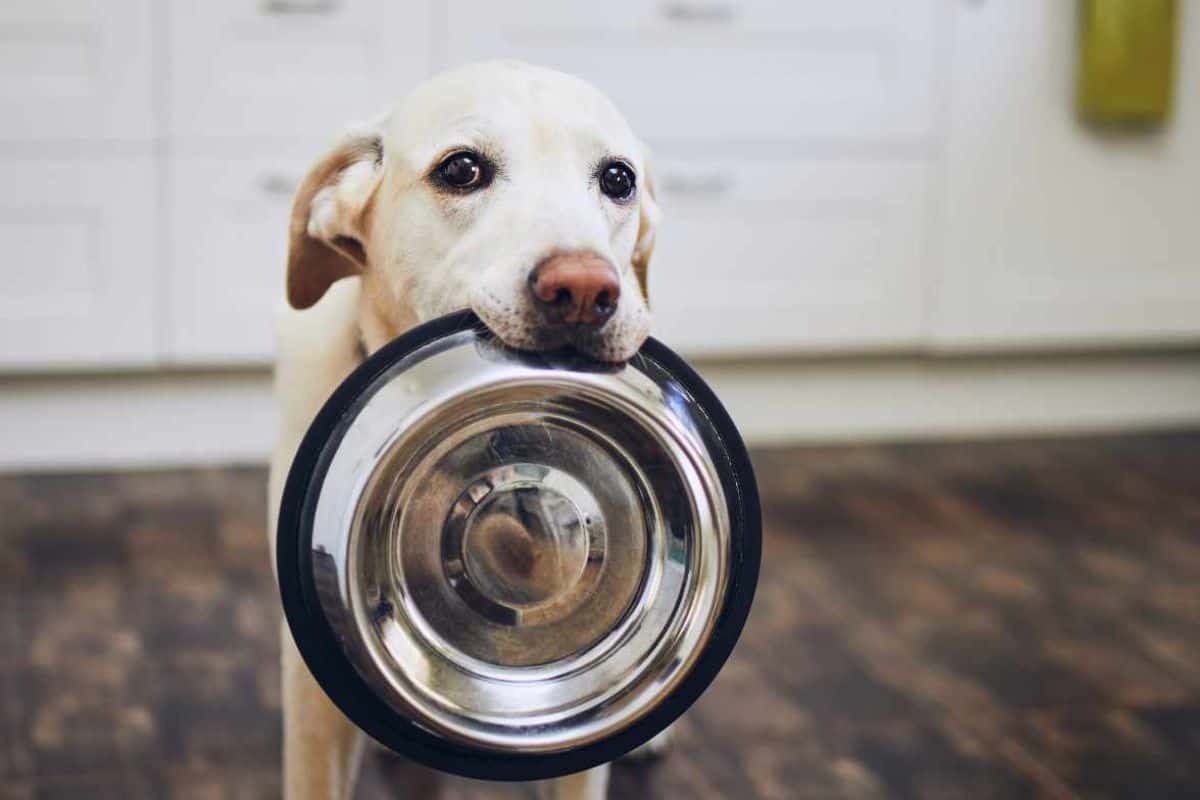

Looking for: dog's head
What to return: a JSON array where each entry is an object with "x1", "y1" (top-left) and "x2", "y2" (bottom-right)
[{"x1": 286, "y1": 61, "x2": 658, "y2": 362}]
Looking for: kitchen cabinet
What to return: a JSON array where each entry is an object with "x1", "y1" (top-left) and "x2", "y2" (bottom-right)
[
  {"x1": 0, "y1": 156, "x2": 159, "y2": 369},
  {"x1": 167, "y1": 0, "x2": 429, "y2": 141},
  {"x1": 166, "y1": 146, "x2": 320, "y2": 363},
  {"x1": 0, "y1": 0, "x2": 156, "y2": 142},
  {"x1": 930, "y1": 0, "x2": 1200, "y2": 349},
  {"x1": 1, "y1": 0, "x2": 1198, "y2": 372},
  {"x1": 650, "y1": 157, "x2": 931, "y2": 354},
  {"x1": 441, "y1": 0, "x2": 940, "y2": 147}
]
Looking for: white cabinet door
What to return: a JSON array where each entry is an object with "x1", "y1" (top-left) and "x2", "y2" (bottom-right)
[
  {"x1": 442, "y1": 0, "x2": 940, "y2": 146},
  {"x1": 0, "y1": 157, "x2": 158, "y2": 370},
  {"x1": 168, "y1": 0, "x2": 431, "y2": 141},
  {"x1": 0, "y1": 0, "x2": 156, "y2": 141},
  {"x1": 167, "y1": 146, "x2": 322, "y2": 364},
  {"x1": 931, "y1": 1, "x2": 1200, "y2": 349},
  {"x1": 649, "y1": 158, "x2": 930, "y2": 355}
]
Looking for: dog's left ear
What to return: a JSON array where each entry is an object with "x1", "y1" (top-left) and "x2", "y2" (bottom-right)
[
  {"x1": 631, "y1": 148, "x2": 659, "y2": 300},
  {"x1": 286, "y1": 125, "x2": 384, "y2": 310}
]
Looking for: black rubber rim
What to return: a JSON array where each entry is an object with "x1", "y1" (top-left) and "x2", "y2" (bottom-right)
[{"x1": 276, "y1": 310, "x2": 761, "y2": 781}]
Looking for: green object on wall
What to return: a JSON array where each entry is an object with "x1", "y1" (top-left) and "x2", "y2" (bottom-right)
[{"x1": 1077, "y1": 0, "x2": 1179, "y2": 126}]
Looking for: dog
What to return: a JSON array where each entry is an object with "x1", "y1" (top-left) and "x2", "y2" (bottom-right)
[{"x1": 267, "y1": 61, "x2": 660, "y2": 800}]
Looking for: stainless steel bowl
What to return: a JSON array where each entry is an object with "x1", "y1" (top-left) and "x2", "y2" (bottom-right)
[{"x1": 277, "y1": 311, "x2": 759, "y2": 781}]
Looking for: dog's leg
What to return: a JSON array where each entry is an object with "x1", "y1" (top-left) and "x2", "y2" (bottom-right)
[
  {"x1": 282, "y1": 627, "x2": 365, "y2": 800},
  {"x1": 530, "y1": 766, "x2": 609, "y2": 800},
  {"x1": 270, "y1": 280, "x2": 373, "y2": 799},
  {"x1": 370, "y1": 746, "x2": 444, "y2": 797},
  {"x1": 622, "y1": 725, "x2": 674, "y2": 761}
]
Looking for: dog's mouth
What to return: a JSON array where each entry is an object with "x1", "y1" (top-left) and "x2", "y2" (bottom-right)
[
  {"x1": 517, "y1": 325, "x2": 629, "y2": 362},
  {"x1": 470, "y1": 296, "x2": 650, "y2": 364},
  {"x1": 475, "y1": 323, "x2": 622, "y2": 364},
  {"x1": 491, "y1": 325, "x2": 643, "y2": 365}
]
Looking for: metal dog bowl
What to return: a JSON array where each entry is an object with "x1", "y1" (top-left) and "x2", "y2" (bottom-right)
[{"x1": 277, "y1": 310, "x2": 759, "y2": 780}]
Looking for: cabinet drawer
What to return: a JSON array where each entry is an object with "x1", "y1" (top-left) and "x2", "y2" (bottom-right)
[
  {"x1": 443, "y1": 1, "x2": 938, "y2": 145},
  {"x1": 167, "y1": 148, "x2": 321, "y2": 363},
  {"x1": 0, "y1": 156, "x2": 158, "y2": 370},
  {"x1": 0, "y1": 0, "x2": 155, "y2": 141},
  {"x1": 167, "y1": 0, "x2": 430, "y2": 140},
  {"x1": 647, "y1": 158, "x2": 930, "y2": 354}
]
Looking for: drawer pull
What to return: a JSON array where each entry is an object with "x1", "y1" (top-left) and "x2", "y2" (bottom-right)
[
  {"x1": 259, "y1": 173, "x2": 299, "y2": 196},
  {"x1": 261, "y1": 0, "x2": 338, "y2": 14},
  {"x1": 660, "y1": 172, "x2": 734, "y2": 197},
  {"x1": 660, "y1": 2, "x2": 738, "y2": 23}
]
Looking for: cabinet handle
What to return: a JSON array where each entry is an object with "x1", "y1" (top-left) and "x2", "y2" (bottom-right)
[
  {"x1": 659, "y1": 172, "x2": 734, "y2": 197},
  {"x1": 258, "y1": 173, "x2": 299, "y2": 196},
  {"x1": 660, "y1": 2, "x2": 738, "y2": 24},
  {"x1": 261, "y1": 0, "x2": 338, "y2": 14}
]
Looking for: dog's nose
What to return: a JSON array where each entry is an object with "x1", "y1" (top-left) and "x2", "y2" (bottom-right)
[{"x1": 528, "y1": 252, "x2": 621, "y2": 328}]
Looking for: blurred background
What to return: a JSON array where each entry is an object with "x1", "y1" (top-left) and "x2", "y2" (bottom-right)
[{"x1": 2, "y1": 1, "x2": 1199, "y2": 798}]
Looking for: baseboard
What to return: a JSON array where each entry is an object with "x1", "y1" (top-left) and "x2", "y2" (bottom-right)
[
  {"x1": 700, "y1": 350, "x2": 1200, "y2": 444},
  {"x1": 3, "y1": 351, "x2": 1199, "y2": 472},
  {"x1": 0, "y1": 371, "x2": 277, "y2": 473}
]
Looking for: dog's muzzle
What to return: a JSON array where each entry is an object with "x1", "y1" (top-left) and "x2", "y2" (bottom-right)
[{"x1": 276, "y1": 311, "x2": 760, "y2": 781}]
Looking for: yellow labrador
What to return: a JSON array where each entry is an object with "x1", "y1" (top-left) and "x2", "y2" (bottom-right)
[{"x1": 268, "y1": 61, "x2": 659, "y2": 800}]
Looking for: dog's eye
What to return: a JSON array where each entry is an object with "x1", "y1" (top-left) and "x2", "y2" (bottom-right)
[
  {"x1": 599, "y1": 162, "x2": 636, "y2": 202},
  {"x1": 435, "y1": 151, "x2": 487, "y2": 191}
]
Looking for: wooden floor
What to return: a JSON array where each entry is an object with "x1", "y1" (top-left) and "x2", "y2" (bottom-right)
[{"x1": 2, "y1": 431, "x2": 1200, "y2": 799}]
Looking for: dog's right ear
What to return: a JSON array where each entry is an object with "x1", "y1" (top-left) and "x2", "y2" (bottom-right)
[{"x1": 286, "y1": 127, "x2": 384, "y2": 310}]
